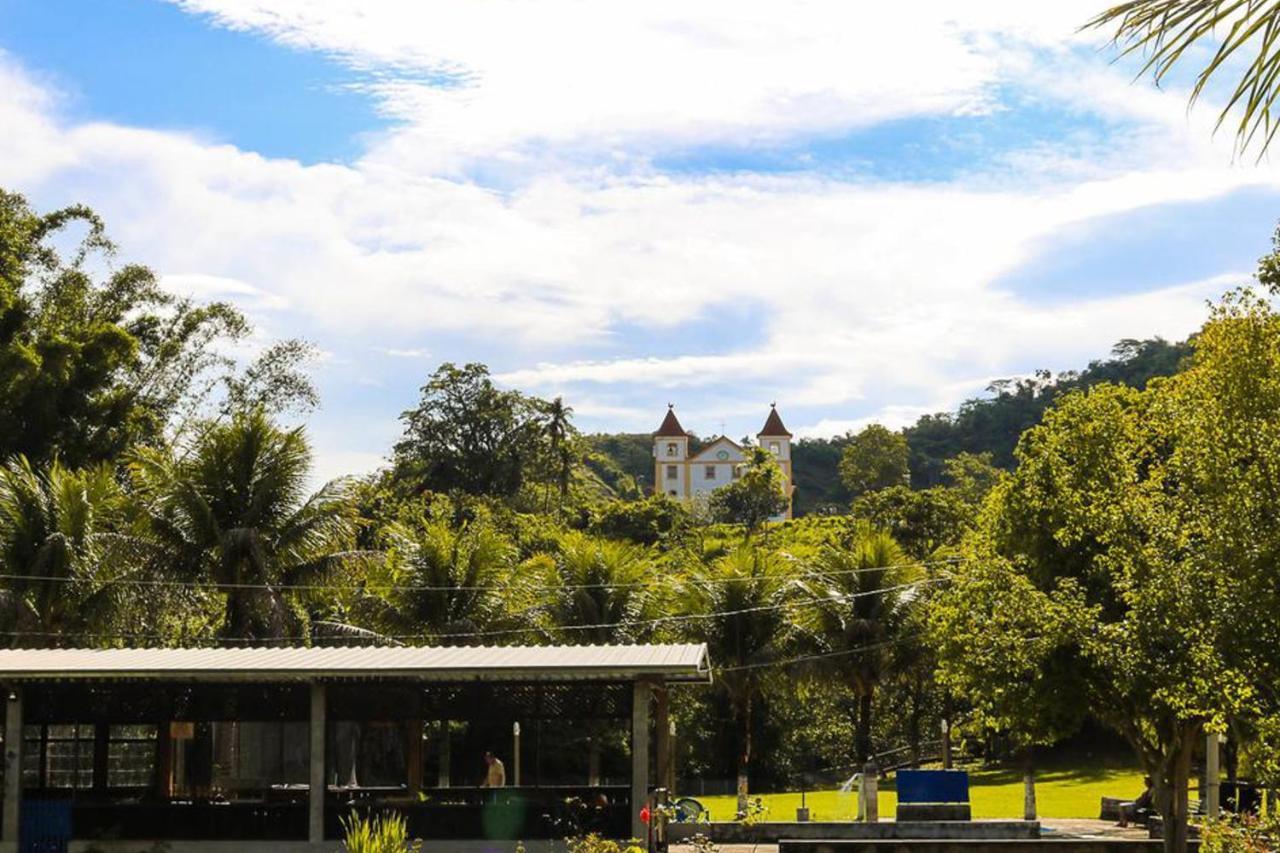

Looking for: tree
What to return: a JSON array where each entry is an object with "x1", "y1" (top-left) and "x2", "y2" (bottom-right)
[
  {"x1": 797, "y1": 525, "x2": 918, "y2": 764},
  {"x1": 941, "y1": 451, "x2": 1002, "y2": 507},
  {"x1": 838, "y1": 425, "x2": 909, "y2": 497},
  {"x1": 937, "y1": 285, "x2": 1280, "y2": 852},
  {"x1": 130, "y1": 410, "x2": 357, "y2": 641},
  {"x1": 850, "y1": 485, "x2": 969, "y2": 560},
  {"x1": 539, "y1": 531, "x2": 654, "y2": 644},
  {"x1": 682, "y1": 546, "x2": 796, "y2": 815},
  {"x1": 365, "y1": 509, "x2": 524, "y2": 642},
  {"x1": 0, "y1": 189, "x2": 316, "y2": 466},
  {"x1": 394, "y1": 362, "x2": 553, "y2": 498},
  {"x1": 709, "y1": 446, "x2": 788, "y2": 533},
  {"x1": 0, "y1": 457, "x2": 129, "y2": 645},
  {"x1": 1089, "y1": 1, "x2": 1280, "y2": 157},
  {"x1": 543, "y1": 396, "x2": 576, "y2": 505}
]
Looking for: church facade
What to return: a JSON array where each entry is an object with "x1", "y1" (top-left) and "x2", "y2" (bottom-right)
[{"x1": 652, "y1": 404, "x2": 795, "y2": 520}]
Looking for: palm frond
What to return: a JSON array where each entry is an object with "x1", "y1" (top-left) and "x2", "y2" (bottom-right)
[{"x1": 1089, "y1": 0, "x2": 1280, "y2": 158}]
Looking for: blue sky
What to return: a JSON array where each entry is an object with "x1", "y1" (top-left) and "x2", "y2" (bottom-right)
[{"x1": 1, "y1": 0, "x2": 1278, "y2": 481}]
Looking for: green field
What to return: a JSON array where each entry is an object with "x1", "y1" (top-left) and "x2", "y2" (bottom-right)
[{"x1": 697, "y1": 765, "x2": 1146, "y2": 822}]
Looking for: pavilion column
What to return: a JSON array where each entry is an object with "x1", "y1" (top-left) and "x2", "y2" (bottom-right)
[
  {"x1": 3, "y1": 688, "x2": 21, "y2": 852},
  {"x1": 654, "y1": 685, "x2": 671, "y2": 793},
  {"x1": 631, "y1": 680, "x2": 651, "y2": 842},
  {"x1": 309, "y1": 682, "x2": 326, "y2": 846}
]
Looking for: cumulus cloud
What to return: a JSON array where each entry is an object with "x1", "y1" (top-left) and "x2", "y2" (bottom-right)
[{"x1": 2, "y1": 3, "x2": 1276, "y2": 464}]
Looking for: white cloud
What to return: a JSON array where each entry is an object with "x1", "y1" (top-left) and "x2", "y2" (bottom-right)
[{"x1": 2, "y1": 3, "x2": 1277, "y2": 472}]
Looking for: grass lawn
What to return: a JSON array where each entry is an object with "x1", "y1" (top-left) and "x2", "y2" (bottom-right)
[{"x1": 696, "y1": 764, "x2": 1146, "y2": 822}]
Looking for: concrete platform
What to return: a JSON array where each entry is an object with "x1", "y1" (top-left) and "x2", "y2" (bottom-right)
[
  {"x1": 776, "y1": 842, "x2": 1198, "y2": 853},
  {"x1": 668, "y1": 820, "x2": 1039, "y2": 845}
]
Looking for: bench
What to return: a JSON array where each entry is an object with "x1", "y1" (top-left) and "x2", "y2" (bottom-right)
[{"x1": 895, "y1": 769, "x2": 971, "y2": 821}]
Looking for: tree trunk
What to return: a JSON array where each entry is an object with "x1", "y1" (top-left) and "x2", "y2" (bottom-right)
[
  {"x1": 1159, "y1": 728, "x2": 1197, "y2": 853},
  {"x1": 736, "y1": 694, "x2": 753, "y2": 817},
  {"x1": 1022, "y1": 744, "x2": 1037, "y2": 821},
  {"x1": 941, "y1": 694, "x2": 953, "y2": 769},
  {"x1": 907, "y1": 675, "x2": 923, "y2": 768},
  {"x1": 855, "y1": 691, "x2": 874, "y2": 765}
]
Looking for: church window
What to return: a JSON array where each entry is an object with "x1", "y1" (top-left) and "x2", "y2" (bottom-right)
[
  {"x1": 666, "y1": 465, "x2": 678, "y2": 480},
  {"x1": 769, "y1": 442, "x2": 780, "y2": 455},
  {"x1": 704, "y1": 465, "x2": 716, "y2": 480},
  {"x1": 666, "y1": 442, "x2": 678, "y2": 457}
]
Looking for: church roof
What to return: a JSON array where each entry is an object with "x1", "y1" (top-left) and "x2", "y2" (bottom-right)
[
  {"x1": 758, "y1": 405, "x2": 792, "y2": 437},
  {"x1": 655, "y1": 405, "x2": 688, "y2": 437}
]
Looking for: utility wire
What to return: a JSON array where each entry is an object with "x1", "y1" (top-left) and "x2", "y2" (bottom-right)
[
  {"x1": 0, "y1": 555, "x2": 964, "y2": 594},
  {"x1": 0, "y1": 578, "x2": 950, "y2": 646}
]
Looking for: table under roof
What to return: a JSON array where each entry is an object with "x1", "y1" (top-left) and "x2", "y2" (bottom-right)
[{"x1": 0, "y1": 643, "x2": 710, "y2": 851}]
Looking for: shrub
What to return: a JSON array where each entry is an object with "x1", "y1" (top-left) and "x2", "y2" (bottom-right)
[
  {"x1": 1200, "y1": 813, "x2": 1280, "y2": 852},
  {"x1": 341, "y1": 811, "x2": 422, "y2": 853},
  {"x1": 564, "y1": 833, "x2": 644, "y2": 853}
]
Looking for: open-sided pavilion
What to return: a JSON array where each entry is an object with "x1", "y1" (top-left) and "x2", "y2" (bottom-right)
[{"x1": 0, "y1": 643, "x2": 711, "y2": 852}]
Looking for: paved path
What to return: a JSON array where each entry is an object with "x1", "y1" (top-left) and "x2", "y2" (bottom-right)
[{"x1": 668, "y1": 817, "x2": 1149, "y2": 852}]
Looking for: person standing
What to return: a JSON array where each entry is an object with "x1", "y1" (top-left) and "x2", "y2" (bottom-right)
[{"x1": 482, "y1": 751, "x2": 506, "y2": 788}]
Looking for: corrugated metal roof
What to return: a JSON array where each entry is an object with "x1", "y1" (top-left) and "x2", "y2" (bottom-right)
[{"x1": 0, "y1": 644, "x2": 712, "y2": 683}]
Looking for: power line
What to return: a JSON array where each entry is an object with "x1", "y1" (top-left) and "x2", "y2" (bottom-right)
[
  {"x1": 0, "y1": 555, "x2": 963, "y2": 594},
  {"x1": 0, "y1": 578, "x2": 949, "y2": 646},
  {"x1": 716, "y1": 636, "x2": 915, "y2": 673}
]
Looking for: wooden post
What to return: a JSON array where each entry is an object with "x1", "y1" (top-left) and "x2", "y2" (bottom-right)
[
  {"x1": 3, "y1": 689, "x2": 21, "y2": 851},
  {"x1": 309, "y1": 682, "x2": 326, "y2": 845},
  {"x1": 631, "y1": 681, "x2": 651, "y2": 841}
]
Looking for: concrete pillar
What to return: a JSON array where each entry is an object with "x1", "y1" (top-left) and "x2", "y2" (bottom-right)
[
  {"x1": 3, "y1": 689, "x2": 21, "y2": 850},
  {"x1": 860, "y1": 761, "x2": 878, "y2": 823},
  {"x1": 309, "y1": 682, "x2": 326, "y2": 844},
  {"x1": 654, "y1": 686, "x2": 670, "y2": 793},
  {"x1": 631, "y1": 681, "x2": 651, "y2": 841},
  {"x1": 1206, "y1": 731, "x2": 1221, "y2": 819},
  {"x1": 437, "y1": 721, "x2": 451, "y2": 788}
]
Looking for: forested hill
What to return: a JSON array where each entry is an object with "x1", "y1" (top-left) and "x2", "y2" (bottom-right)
[{"x1": 588, "y1": 337, "x2": 1192, "y2": 516}]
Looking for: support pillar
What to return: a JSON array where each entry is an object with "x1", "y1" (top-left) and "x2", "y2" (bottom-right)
[
  {"x1": 438, "y1": 721, "x2": 451, "y2": 788},
  {"x1": 631, "y1": 680, "x2": 651, "y2": 841},
  {"x1": 654, "y1": 685, "x2": 670, "y2": 794},
  {"x1": 3, "y1": 689, "x2": 21, "y2": 851},
  {"x1": 1206, "y1": 731, "x2": 1221, "y2": 819},
  {"x1": 309, "y1": 682, "x2": 326, "y2": 845}
]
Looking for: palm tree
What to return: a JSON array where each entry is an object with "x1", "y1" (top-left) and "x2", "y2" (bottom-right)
[
  {"x1": 373, "y1": 514, "x2": 522, "y2": 642},
  {"x1": 541, "y1": 531, "x2": 653, "y2": 644},
  {"x1": 0, "y1": 457, "x2": 129, "y2": 645},
  {"x1": 543, "y1": 397, "x2": 575, "y2": 508},
  {"x1": 1089, "y1": 1, "x2": 1280, "y2": 156},
  {"x1": 796, "y1": 524, "x2": 920, "y2": 765},
  {"x1": 684, "y1": 545, "x2": 797, "y2": 816},
  {"x1": 129, "y1": 410, "x2": 357, "y2": 642}
]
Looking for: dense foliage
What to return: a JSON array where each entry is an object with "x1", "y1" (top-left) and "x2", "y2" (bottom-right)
[{"x1": 4, "y1": 188, "x2": 1278, "y2": 851}]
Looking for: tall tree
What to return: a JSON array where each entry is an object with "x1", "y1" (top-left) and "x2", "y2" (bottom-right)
[
  {"x1": 683, "y1": 546, "x2": 796, "y2": 815},
  {"x1": 709, "y1": 446, "x2": 789, "y2": 534},
  {"x1": 130, "y1": 410, "x2": 357, "y2": 641},
  {"x1": 394, "y1": 363, "x2": 552, "y2": 498},
  {"x1": 797, "y1": 525, "x2": 918, "y2": 764},
  {"x1": 0, "y1": 189, "x2": 316, "y2": 466},
  {"x1": 543, "y1": 396, "x2": 576, "y2": 505},
  {"x1": 937, "y1": 284, "x2": 1280, "y2": 852},
  {"x1": 839, "y1": 424, "x2": 909, "y2": 498}
]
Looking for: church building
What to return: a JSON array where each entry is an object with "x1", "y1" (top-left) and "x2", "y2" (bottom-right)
[{"x1": 652, "y1": 404, "x2": 795, "y2": 520}]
